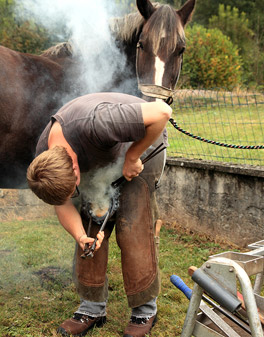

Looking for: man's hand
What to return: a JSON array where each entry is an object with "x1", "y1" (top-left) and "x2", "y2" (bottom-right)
[
  {"x1": 78, "y1": 231, "x2": 105, "y2": 251},
  {"x1": 123, "y1": 157, "x2": 144, "y2": 181},
  {"x1": 122, "y1": 100, "x2": 171, "y2": 181}
]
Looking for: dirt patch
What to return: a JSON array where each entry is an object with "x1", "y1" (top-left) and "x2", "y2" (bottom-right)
[
  {"x1": 164, "y1": 221, "x2": 241, "y2": 251},
  {"x1": 0, "y1": 249, "x2": 12, "y2": 256},
  {"x1": 33, "y1": 266, "x2": 72, "y2": 289}
]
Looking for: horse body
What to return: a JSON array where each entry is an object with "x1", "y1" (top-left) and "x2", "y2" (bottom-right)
[
  {"x1": 0, "y1": 45, "x2": 66, "y2": 187},
  {"x1": 0, "y1": 0, "x2": 195, "y2": 188}
]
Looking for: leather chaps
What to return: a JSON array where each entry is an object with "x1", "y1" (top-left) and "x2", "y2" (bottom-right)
[{"x1": 73, "y1": 139, "x2": 165, "y2": 308}]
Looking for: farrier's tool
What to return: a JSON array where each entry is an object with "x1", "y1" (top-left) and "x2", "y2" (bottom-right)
[
  {"x1": 81, "y1": 142, "x2": 166, "y2": 259},
  {"x1": 81, "y1": 207, "x2": 111, "y2": 259},
  {"x1": 111, "y1": 142, "x2": 166, "y2": 188}
]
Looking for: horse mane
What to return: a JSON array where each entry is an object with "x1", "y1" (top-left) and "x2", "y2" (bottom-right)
[
  {"x1": 110, "y1": 3, "x2": 161, "y2": 42},
  {"x1": 110, "y1": 9, "x2": 147, "y2": 43},
  {"x1": 147, "y1": 5, "x2": 185, "y2": 55},
  {"x1": 42, "y1": 2, "x2": 185, "y2": 59},
  {"x1": 41, "y1": 42, "x2": 74, "y2": 58},
  {"x1": 110, "y1": 2, "x2": 185, "y2": 55}
]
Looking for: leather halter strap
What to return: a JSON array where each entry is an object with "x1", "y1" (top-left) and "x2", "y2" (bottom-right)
[
  {"x1": 136, "y1": 43, "x2": 183, "y2": 103},
  {"x1": 138, "y1": 83, "x2": 174, "y2": 100}
]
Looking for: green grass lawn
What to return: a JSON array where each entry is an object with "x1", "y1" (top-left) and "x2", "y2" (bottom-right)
[
  {"x1": 168, "y1": 91, "x2": 264, "y2": 166},
  {"x1": 0, "y1": 217, "x2": 237, "y2": 337}
]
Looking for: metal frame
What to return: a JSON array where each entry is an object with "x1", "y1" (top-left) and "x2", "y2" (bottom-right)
[{"x1": 180, "y1": 240, "x2": 264, "y2": 337}]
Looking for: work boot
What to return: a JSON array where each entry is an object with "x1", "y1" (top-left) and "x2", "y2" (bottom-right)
[
  {"x1": 57, "y1": 312, "x2": 106, "y2": 337},
  {"x1": 123, "y1": 314, "x2": 157, "y2": 337}
]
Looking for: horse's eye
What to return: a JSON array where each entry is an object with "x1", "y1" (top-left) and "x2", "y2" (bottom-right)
[
  {"x1": 179, "y1": 47, "x2": 185, "y2": 55},
  {"x1": 137, "y1": 41, "x2": 143, "y2": 49}
]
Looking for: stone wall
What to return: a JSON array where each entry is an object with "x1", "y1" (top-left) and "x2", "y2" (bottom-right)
[
  {"x1": 0, "y1": 189, "x2": 55, "y2": 221},
  {"x1": 1, "y1": 159, "x2": 263, "y2": 247},
  {"x1": 157, "y1": 158, "x2": 264, "y2": 247}
]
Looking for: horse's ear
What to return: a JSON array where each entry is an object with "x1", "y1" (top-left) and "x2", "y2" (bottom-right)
[
  {"x1": 177, "y1": 0, "x2": 196, "y2": 26},
  {"x1": 136, "y1": 0, "x2": 155, "y2": 20}
]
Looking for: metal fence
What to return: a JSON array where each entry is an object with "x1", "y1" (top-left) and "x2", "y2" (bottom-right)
[{"x1": 167, "y1": 89, "x2": 264, "y2": 166}]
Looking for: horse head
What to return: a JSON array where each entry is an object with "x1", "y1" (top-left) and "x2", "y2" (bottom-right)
[{"x1": 136, "y1": 0, "x2": 195, "y2": 101}]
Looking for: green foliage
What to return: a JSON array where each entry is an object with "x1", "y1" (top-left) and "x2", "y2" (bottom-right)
[
  {"x1": 180, "y1": 25, "x2": 243, "y2": 89},
  {"x1": 193, "y1": 0, "x2": 255, "y2": 27},
  {"x1": 0, "y1": 0, "x2": 15, "y2": 33},
  {"x1": 209, "y1": 4, "x2": 263, "y2": 86},
  {"x1": 209, "y1": 5, "x2": 254, "y2": 49},
  {"x1": 1, "y1": 21, "x2": 51, "y2": 54},
  {"x1": 0, "y1": 0, "x2": 51, "y2": 54}
]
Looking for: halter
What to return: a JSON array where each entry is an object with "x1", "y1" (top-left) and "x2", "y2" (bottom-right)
[{"x1": 136, "y1": 41, "x2": 183, "y2": 105}]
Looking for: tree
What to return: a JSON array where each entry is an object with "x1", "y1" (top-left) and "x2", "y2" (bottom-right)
[
  {"x1": 1, "y1": 21, "x2": 51, "y2": 54},
  {"x1": 209, "y1": 5, "x2": 253, "y2": 45},
  {"x1": 209, "y1": 4, "x2": 263, "y2": 85},
  {"x1": 193, "y1": 0, "x2": 254, "y2": 26},
  {"x1": 0, "y1": 0, "x2": 51, "y2": 54},
  {"x1": 0, "y1": 0, "x2": 15, "y2": 34}
]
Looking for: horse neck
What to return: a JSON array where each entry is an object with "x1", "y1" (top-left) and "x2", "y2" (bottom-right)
[{"x1": 122, "y1": 39, "x2": 137, "y2": 73}]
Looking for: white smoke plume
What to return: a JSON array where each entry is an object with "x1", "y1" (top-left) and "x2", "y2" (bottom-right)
[
  {"x1": 17, "y1": 0, "x2": 128, "y2": 93},
  {"x1": 15, "y1": 0, "x2": 132, "y2": 205},
  {"x1": 80, "y1": 158, "x2": 124, "y2": 217}
]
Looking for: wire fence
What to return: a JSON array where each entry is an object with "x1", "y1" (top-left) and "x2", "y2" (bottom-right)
[{"x1": 167, "y1": 89, "x2": 264, "y2": 166}]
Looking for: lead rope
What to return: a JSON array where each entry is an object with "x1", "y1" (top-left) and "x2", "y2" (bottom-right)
[
  {"x1": 164, "y1": 97, "x2": 264, "y2": 150},
  {"x1": 168, "y1": 117, "x2": 264, "y2": 150},
  {"x1": 163, "y1": 96, "x2": 264, "y2": 149},
  {"x1": 136, "y1": 45, "x2": 263, "y2": 149}
]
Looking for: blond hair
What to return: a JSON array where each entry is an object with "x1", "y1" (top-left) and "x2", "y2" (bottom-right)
[{"x1": 27, "y1": 146, "x2": 76, "y2": 205}]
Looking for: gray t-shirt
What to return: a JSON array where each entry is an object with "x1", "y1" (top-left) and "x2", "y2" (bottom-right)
[{"x1": 36, "y1": 92, "x2": 146, "y2": 172}]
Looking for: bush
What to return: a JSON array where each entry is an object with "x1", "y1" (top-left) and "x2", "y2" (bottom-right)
[
  {"x1": 0, "y1": 0, "x2": 56, "y2": 55},
  {"x1": 180, "y1": 24, "x2": 243, "y2": 89},
  {"x1": 1, "y1": 21, "x2": 50, "y2": 54}
]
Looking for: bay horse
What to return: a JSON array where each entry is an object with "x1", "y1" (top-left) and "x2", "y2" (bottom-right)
[{"x1": 0, "y1": 0, "x2": 195, "y2": 188}]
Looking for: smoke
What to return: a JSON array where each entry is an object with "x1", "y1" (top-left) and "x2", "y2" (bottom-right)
[
  {"x1": 2, "y1": 0, "x2": 138, "y2": 188},
  {"x1": 80, "y1": 158, "x2": 124, "y2": 217},
  {"x1": 17, "y1": 0, "x2": 128, "y2": 94}
]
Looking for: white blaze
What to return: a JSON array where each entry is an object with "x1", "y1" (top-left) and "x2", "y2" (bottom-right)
[
  {"x1": 154, "y1": 56, "x2": 165, "y2": 102},
  {"x1": 154, "y1": 56, "x2": 165, "y2": 86}
]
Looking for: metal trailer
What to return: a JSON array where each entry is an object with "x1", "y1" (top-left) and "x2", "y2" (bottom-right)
[{"x1": 180, "y1": 240, "x2": 264, "y2": 337}]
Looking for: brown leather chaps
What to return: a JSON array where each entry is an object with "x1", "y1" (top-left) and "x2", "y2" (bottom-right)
[{"x1": 73, "y1": 140, "x2": 165, "y2": 308}]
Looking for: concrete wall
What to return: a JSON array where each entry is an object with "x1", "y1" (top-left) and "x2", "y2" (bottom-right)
[
  {"x1": 0, "y1": 189, "x2": 55, "y2": 221},
  {"x1": 157, "y1": 158, "x2": 264, "y2": 247},
  {"x1": 1, "y1": 159, "x2": 263, "y2": 247}
]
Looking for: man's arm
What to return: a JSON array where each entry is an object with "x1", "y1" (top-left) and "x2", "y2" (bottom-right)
[
  {"x1": 123, "y1": 100, "x2": 172, "y2": 180},
  {"x1": 55, "y1": 200, "x2": 104, "y2": 250}
]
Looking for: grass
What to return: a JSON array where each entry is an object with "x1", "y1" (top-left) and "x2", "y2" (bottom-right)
[
  {"x1": 0, "y1": 217, "x2": 239, "y2": 337},
  {"x1": 167, "y1": 90, "x2": 264, "y2": 166}
]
